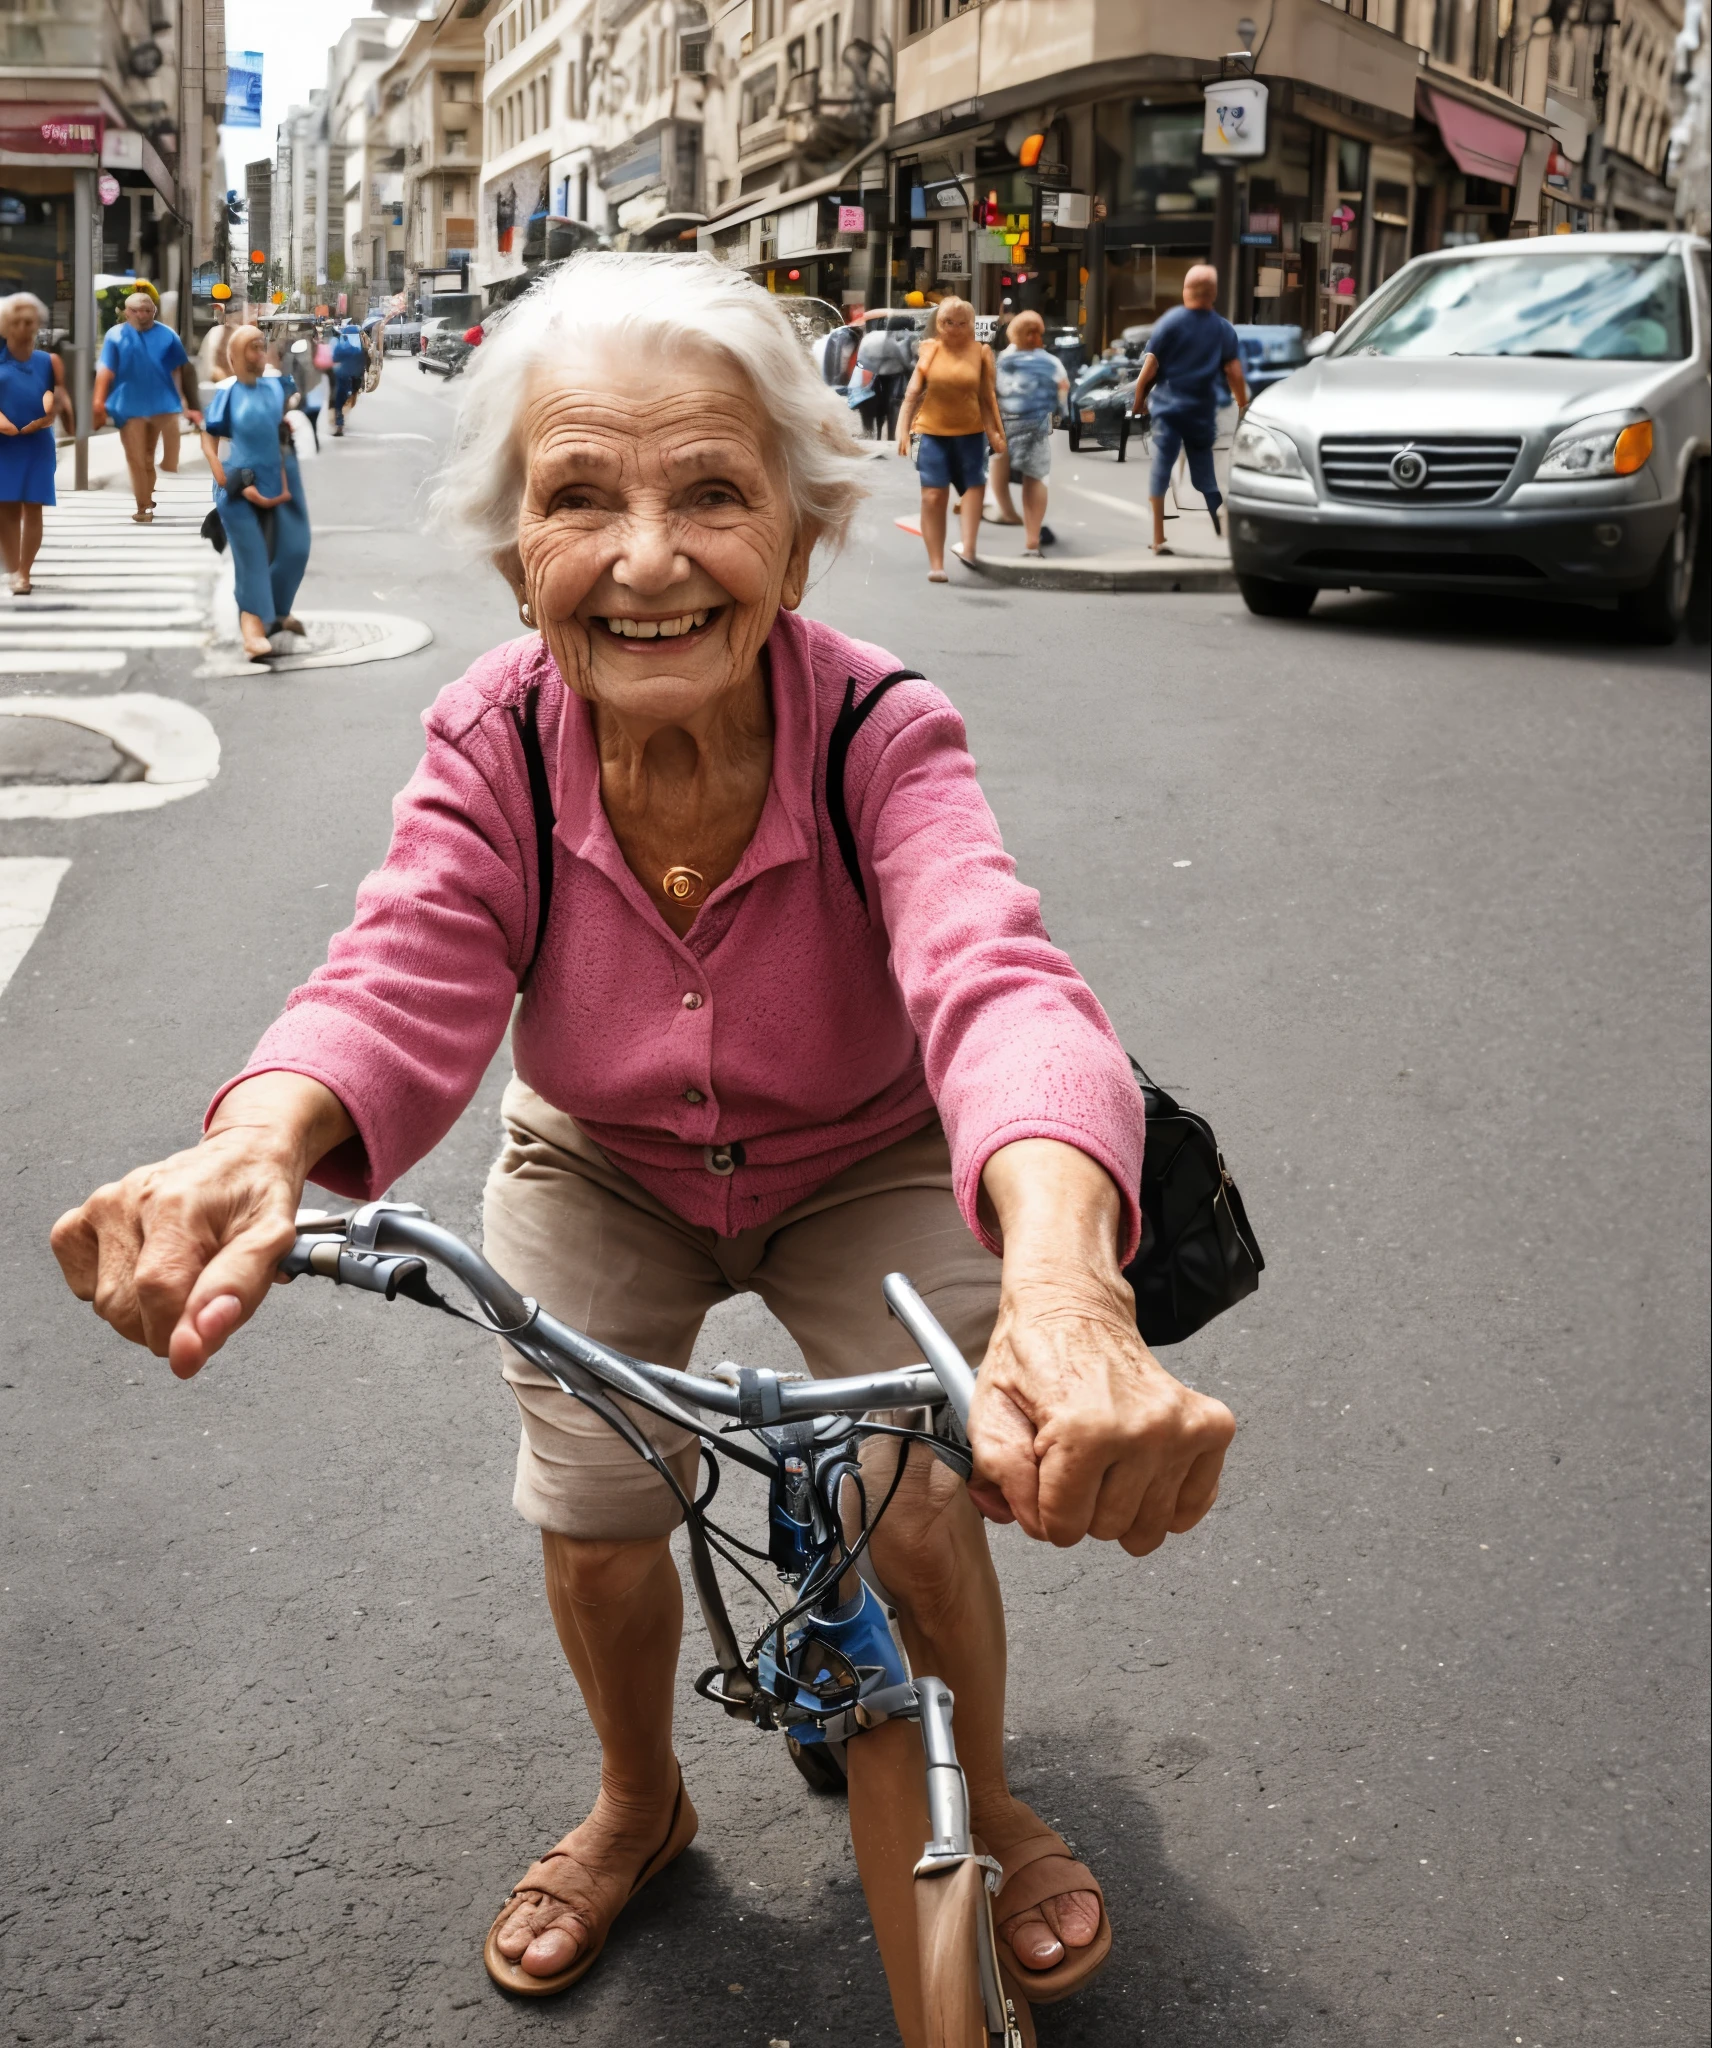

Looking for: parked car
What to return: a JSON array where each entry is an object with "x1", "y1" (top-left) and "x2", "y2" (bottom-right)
[
  {"x1": 1234, "y1": 323, "x2": 1307, "y2": 396},
  {"x1": 382, "y1": 314, "x2": 424, "y2": 354},
  {"x1": 1228, "y1": 232, "x2": 1711, "y2": 641}
]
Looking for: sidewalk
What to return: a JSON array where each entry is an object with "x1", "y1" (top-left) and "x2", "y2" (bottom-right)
[{"x1": 871, "y1": 420, "x2": 1239, "y2": 594}]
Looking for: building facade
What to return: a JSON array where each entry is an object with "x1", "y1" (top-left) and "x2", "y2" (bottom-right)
[{"x1": 375, "y1": 4, "x2": 487, "y2": 299}]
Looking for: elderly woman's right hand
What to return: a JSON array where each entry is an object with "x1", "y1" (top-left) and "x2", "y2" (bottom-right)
[{"x1": 50, "y1": 1073, "x2": 354, "y2": 1380}]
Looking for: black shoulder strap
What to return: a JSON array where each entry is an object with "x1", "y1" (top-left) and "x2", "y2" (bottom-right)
[
  {"x1": 509, "y1": 686, "x2": 556, "y2": 984},
  {"x1": 825, "y1": 668, "x2": 925, "y2": 909}
]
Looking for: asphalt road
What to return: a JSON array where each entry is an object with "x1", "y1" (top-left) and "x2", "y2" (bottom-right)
[{"x1": 2, "y1": 364, "x2": 1707, "y2": 2048}]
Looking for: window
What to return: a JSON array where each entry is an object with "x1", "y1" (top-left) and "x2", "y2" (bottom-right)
[
  {"x1": 579, "y1": 32, "x2": 593, "y2": 115},
  {"x1": 443, "y1": 70, "x2": 474, "y2": 101},
  {"x1": 830, "y1": 11, "x2": 839, "y2": 68},
  {"x1": 658, "y1": 31, "x2": 669, "y2": 92},
  {"x1": 787, "y1": 34, "x2": 805, "y2": 72},
  {"x1": 638, "y1": 34, "x2": 650, "y2": 99},
  {"x1": 813, "y1": 24, "x2": 823, "y2": 72},
  {"x1": 741, "y1": 65, "x2": 777, "y2": 124},
  {"x1": 445, "y1": 128, "x2": 467, "y2": 156}
]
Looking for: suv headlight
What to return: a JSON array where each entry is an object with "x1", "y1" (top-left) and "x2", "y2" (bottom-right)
[
  {"x1": 1536, "y1": 411, "x2": 1654, "y2": 481},
  {"x1": 1232, "y1": 418, "x2": 1306, "y2": 478}
]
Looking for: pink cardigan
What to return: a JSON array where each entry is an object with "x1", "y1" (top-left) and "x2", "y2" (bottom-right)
[{"x1": 213, "y1": 612, "x2": 1144, "y2": 1260}]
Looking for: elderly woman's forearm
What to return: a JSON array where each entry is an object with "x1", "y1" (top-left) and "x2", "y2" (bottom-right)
[
  {"x1": 206, "y1": 1072, "x2": 355, "y2": 1180},
  {"x1": 982, "y1": 1138, "x2": 1129, "y2": 1299}
]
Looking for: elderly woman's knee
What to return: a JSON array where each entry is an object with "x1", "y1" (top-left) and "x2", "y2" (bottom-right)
[
  {"x1": 542, "y1": 1527, "x2": 675, "y2": 1609},
  {"x1": 862, "y1": 1445, "x2": 981, "y2": 1621}
]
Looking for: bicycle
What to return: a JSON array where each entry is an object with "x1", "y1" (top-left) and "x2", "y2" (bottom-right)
[{"x1": 281, "y1": 1197, "x2": 1034, "y2": 2047}]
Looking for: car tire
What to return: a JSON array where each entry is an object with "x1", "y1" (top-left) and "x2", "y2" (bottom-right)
[
  {"x1": 1618, "y1": 464, "x2": 1703, "y2": 646},
  {"x1": 1237, "y1": 574, "x2": 1317, "y2": 619}
]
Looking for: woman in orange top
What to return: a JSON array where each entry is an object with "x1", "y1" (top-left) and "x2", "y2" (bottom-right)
[{"x1": 896, "y1": 296, "x2": 1006, "y2": 581}]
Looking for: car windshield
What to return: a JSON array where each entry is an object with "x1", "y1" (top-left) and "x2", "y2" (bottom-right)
[{"x1": 1335, "y1": 252, "x2": 1691, "y2": 362}]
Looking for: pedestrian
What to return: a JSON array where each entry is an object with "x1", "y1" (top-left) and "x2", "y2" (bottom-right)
[
  {"x1": 987, "y1": 308, "x2": 1068, "y2": 556},
  {"x1": 1127, "y1": 264, "x2": 1249, "y2": 555},
  {"x1": 54, "y1": 251, "x2": 1233, "y2": 2017},
  {"x1": 329, "y1": 319, "x2": 368, "y2": 436},
  {"x1": 853, "y1": 319, "x2": 909, "y2": 440},
  {"x1": 0, "y1": 292, "x2": 67, "y2": 596},
  {"x1": 895, "y1": 294, "x2": 1005, "y2": 582},
  {"x1": 200, "y1": 323, "x2": 312, "y2": 662},
  {"x1": 91, "y1": 290, "x2": 201, "y2": 524}
]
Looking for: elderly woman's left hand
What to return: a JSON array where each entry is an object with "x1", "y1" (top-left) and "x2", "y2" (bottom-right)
[{"x1": 970, "y1": 1138, "x2": 1235, "y2": 1552}]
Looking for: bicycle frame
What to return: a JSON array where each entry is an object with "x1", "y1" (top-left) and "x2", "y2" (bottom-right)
[{"x1": 281, "y1": 1199, "x2": 1026, "y2": 2046}]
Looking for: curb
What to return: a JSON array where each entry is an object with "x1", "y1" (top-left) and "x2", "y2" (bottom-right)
[{"x1": 958, "y1": 553, "x2": 1238, "y2": 594}]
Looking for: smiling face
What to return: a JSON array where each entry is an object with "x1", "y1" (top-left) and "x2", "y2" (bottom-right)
[{"x1": 510, "y1": 340, "x2": 815, "y2": 733}]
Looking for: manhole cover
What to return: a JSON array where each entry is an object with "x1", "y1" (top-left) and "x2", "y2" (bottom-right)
[{"x1": 0, "y1": 716, "x2": 146, "y2": 785}]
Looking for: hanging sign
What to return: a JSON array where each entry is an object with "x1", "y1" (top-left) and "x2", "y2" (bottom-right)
[
  {"x1": 225, "y1": 52, "x2": 263, "y2": 129},
  {"x1": 836, "y1": 203, "x2": 866, "y2": 233},
  {"x1": 97, "y1": 171, "x2": 122, "y2": 206},
  {"x1": 1202, "y1": 79, "x2": 1268, "y2": 160}
]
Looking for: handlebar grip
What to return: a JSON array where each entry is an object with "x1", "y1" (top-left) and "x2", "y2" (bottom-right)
[
  {"x1": 280, "y1": 1233, "x2": 429, "y2": 1301},
  {"x1": 882, "y1": 1272, "x2": 976, "y2": 1431}
]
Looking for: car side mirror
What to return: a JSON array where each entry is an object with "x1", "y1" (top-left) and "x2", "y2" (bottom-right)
[{"x1": 1304, "y1": 331, "x2": 1335, "y2": 359}]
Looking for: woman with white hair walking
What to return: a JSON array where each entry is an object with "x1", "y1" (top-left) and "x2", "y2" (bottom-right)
[
  {"x1": 200, "y1": 324, "x2": 312, "y2": 661},
  {"x1": 52, "y1": 253, "x2": 1234, "y2": 2034},
  {"x1": 0, "y1": 293, "x2": 66, "y2": 595},
  {"x1": 91, "y1": 290, "x2": 200, "y2": 523}
]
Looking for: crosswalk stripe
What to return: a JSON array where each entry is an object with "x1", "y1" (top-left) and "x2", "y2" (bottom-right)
[
  {"x1": 0, "y1": 630, "x2": 207, "y2": 649},
  {"x1": 0, "y1": 651, "x2": 126, "y2": 673}
]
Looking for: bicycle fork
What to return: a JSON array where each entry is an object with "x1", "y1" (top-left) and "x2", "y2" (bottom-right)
[{"x1": 911, "y1": 1680, "x2": 1026, "y2": 2048}]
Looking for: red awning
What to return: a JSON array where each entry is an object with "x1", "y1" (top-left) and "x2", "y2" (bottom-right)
[{"x1": 1422, "y1": 86, "x2": 1527, "y2": 184}]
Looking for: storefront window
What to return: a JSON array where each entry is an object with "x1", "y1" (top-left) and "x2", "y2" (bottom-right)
[
  {"x1": 0, "y1": 190, "x2": 71, "y2": 327},
  {"x1": 1124, "y1": 105, "x2": 1217, "y2": 219}
]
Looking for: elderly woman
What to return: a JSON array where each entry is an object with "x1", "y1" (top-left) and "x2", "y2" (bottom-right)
[
  {"x1": 92, "y1": 290, "x2": 200, "y2": 523},
  {"x1": 896, "y1": 295, "x2": 1004, "y2": 581},
  {"x1": 200, "y1": 324, "x2": 312, "y2": 660},
  {"x1": 0, "y1": 293, "x2": 66, "y2": 595},
  {"x1": 51, "y1": 255, "x2": 1232, "y2": 2023}
]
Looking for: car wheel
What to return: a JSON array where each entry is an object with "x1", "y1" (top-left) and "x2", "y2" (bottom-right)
[
  {"x1": 1618, "y1": 464, "x2": 1703, "y2": 645},
  {"x1": 1237, "y1": 574, "x2": 1317, "y2": 619}
]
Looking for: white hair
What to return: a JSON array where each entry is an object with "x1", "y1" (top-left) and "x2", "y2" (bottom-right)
[
  {"x1": 431, "y1": 252, "x2": 869, "y2": 559},
  {"x1": 0, "y1": 292, "x2": 49, "y2": 326}
]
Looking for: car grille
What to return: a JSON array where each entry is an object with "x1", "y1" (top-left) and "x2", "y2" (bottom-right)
[{"x1": 1318, "y1": 436, "x2": 1522, "y2": 506}]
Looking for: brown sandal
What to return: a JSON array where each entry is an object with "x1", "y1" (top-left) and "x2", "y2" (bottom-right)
[
  {"x1": 482, "y1": 1772, "x2": 698, "y2": 1998},
  {"x1": 993, "y1": 1826, "x2": 1112, "y2": 2004}
]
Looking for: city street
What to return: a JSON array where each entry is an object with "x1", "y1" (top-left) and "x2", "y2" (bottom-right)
[{"x1": 2, "y1": 365, "x2": 1707, "y2": 2048}]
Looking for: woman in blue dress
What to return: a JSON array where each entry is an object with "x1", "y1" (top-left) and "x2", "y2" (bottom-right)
[
  {"x1": 92, "y1": 289, "x2": 200, "y2": 523},
  {"x1": 200, "y1": 325, "x2": 312, "y2": 662},
  {"x1": 0, "y1": 292, "x2": 67, "y2": 596}
]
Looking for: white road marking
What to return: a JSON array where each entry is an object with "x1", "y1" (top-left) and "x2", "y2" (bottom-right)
[
  {"x1": 0, "y1": 856, "x2": 71, "y2": 996},
  {"x1": 0, "y1": 630, "x2": 207, "y2": 649},
  {"x1": 0, "y1": 693, "x2": 219, "y2": 819},
  {"x1": 0, "y1": 651, "x2": 126, "y2": 674}
]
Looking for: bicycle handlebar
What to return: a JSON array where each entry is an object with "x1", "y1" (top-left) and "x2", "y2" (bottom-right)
[{"x1": 281, "y1": 1204, "x2": 978, "y2": 1431}]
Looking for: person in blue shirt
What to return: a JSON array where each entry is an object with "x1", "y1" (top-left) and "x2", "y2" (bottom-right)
[
  {"x1": 1129, "y1": 266, "x2": 1249, "y2": 555},
  {"x1": 92, "y1": 290, "x2": 201, "y2": 523},
  {"x1": 200, "y1": 324, "x2": 312, "y2": 662},
  {"x1": 0, "y1": 292, "x2": 67, "y2": 594},
  {"x1": 328, "y1": 321, "x2": 369, "y2": 436}
]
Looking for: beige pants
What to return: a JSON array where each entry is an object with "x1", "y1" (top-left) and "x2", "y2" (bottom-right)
[{"x1": 482, "y1": 1076, "x2": 1002, "y2": 1540}]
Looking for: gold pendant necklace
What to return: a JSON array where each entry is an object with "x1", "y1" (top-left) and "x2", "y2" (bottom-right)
[{"x1": 661, "y1": 865, "x2": 706, "y2": 905}]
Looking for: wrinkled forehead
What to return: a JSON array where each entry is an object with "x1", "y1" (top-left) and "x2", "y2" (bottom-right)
[{"x1": 520, "y1": 337, "x2": 780, "y2": 472}]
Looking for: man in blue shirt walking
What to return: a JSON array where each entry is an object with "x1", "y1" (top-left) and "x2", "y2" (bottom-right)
[{"x1": 1129, "y1": 265, "x2": 1249, "y2": 555}]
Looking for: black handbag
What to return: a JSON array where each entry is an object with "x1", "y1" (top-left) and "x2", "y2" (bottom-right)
[{"x1": 826, "y1": 669, "x2": 1264, "y2": 1348}]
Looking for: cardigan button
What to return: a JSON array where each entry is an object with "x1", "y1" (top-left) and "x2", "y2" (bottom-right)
[
  {"x1": 681, "y1": 991, "x2": 703, "y2": 1010},
  {"x1": 683, "y1": 1088, "x2": 704, "y2": 1104},
  {"x1": 704, "y1": 1144, "x2": 735, "y2": 1176}
]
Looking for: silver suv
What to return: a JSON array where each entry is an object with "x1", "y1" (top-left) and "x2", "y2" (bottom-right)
[{"x1": 1227, "y1": 233, "x2": 1710, "y2": 642}]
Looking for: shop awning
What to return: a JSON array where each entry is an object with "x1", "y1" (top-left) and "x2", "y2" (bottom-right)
[{"x1": 1422, "y1": 86, "x2": 1528, "y2": 184}]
